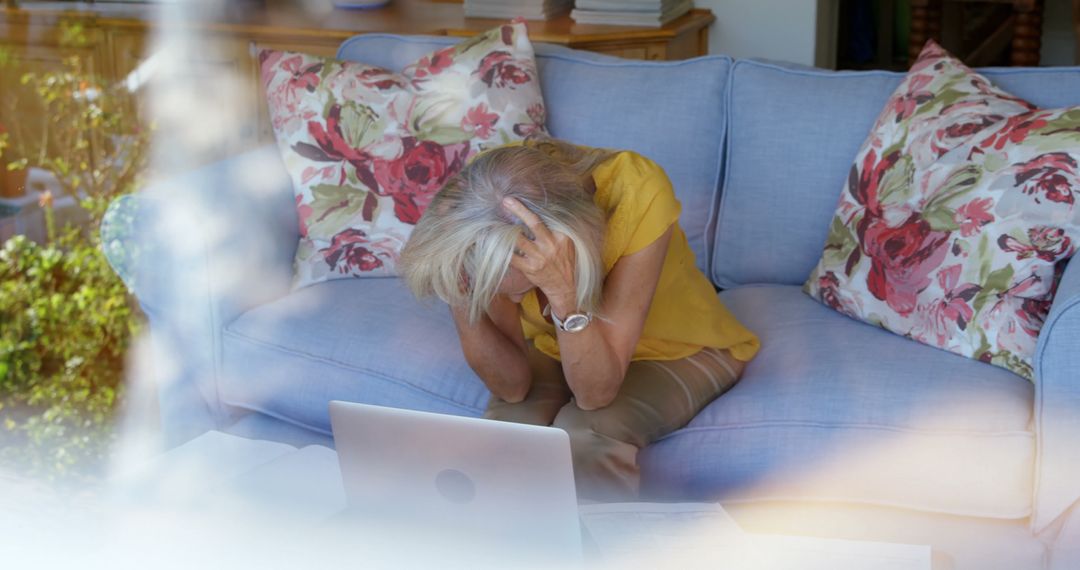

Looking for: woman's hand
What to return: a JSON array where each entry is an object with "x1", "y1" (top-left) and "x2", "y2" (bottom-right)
[{"x1": 502, "y1": 197, "x2": 579, "y2": 316}]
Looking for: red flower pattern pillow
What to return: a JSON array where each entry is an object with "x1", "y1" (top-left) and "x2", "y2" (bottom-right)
[
  {"x1": 804, "y1": 41, "x2": 1080, "y2": 380},
  {"x1": 259, "y1": 22, "x2": 547, "y2": 286}
]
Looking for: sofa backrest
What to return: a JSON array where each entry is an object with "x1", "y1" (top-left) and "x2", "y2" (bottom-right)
[
  {"x1": 712, "y1": 59, "x2": 1080, "y2": 289},
  {"x1": 337, "y1": 34, "x2": 732, "y2": 275}
]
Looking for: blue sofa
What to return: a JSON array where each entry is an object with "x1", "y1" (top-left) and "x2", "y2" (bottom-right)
[{"x1": 109, "y1": 34, "x2": 1080, "y2": 568}]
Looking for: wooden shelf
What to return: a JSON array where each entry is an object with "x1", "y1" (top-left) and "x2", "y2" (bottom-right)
[
  {"x1": 1, "y1": 1, "x2": 714, "y2": 163},
  {"x1": 4, "y1": 1, "x2": 713, "y2": 59}
]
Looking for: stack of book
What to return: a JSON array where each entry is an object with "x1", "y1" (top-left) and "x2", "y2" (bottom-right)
[
  {"x1": 570, "y1": 0, "x2": 693, "y2": 27},
  {"x1": 464, "y1": 0, "x2": 573, "y2": 20}
]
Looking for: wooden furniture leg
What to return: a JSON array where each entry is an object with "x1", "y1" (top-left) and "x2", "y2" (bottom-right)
[
  {"x1": 1011, "y1": 0, "x2": 1044, "y2": 66},
  {"x1": 910, "y1": 0, "x2": 944, "y2": 63}
]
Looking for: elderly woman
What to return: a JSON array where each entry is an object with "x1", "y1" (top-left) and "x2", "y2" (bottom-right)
[{"x1": 400, "y1": 136, "x2": 759, "y2": 501}]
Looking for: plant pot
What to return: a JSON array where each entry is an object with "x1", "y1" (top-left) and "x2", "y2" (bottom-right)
[{"x1": 0, "y1": 167, "x2": 27, "y2": 199}]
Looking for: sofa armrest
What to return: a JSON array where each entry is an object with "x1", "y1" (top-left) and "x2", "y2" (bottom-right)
[
  {"x1": 110, "y1": 146, "x2": 298, "y2": 445},
  {"x1": 1033, "y1": 257, "x2": 1080, "y2": 532}
]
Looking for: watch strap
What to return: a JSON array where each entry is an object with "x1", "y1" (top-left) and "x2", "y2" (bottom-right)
[{"x1": 544, "y1": 304, "x2": 591, "y2": 333}]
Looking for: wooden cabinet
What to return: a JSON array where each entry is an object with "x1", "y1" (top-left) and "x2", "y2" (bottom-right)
[
  {"x1": 442, "y1": 7, "x2": 714, "y2": 60},
  {"x1": 1, "y1": 2, "x2": 714, "y2": 159},
  {"x1": 0, "y1": 12, "x2": 102, "y2": 76}
]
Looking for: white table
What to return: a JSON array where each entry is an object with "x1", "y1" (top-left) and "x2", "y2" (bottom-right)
[
  {"x1": 126, "y1": 431, "x2": 933, "y2": 569},
  {"x1": 1, "y1": 430, "x2": 932, "y2": 570}
]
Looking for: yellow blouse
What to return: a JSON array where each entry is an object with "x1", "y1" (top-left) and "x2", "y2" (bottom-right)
[{"x1": 516, "y1": 146, "x2": 760, "y2": 363}]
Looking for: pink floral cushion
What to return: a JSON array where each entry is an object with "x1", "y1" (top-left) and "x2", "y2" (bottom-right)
[
  {"x1": 804, "y1": 41, "x2": 1080, "y2": 380},
  {"x1": 259, "y1": 22, "x2": 547, "y2": 286}
]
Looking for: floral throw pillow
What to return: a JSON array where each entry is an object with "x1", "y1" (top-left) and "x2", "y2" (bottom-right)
[
  {"x1": 804, "y1": 41, "x2": 1080, "y2": 380},
  {"x1": 259, "y1": 22, "x2": 547, "y2": 286}
]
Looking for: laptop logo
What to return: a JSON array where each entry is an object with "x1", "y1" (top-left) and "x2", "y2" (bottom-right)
[{"x1": 435, "y1": 468, "x2": 476, "y2": 504}]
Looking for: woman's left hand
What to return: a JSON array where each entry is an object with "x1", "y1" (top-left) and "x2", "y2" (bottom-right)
[{"x1": 502, "y1": 197, "x2": 579, "y2": 315}]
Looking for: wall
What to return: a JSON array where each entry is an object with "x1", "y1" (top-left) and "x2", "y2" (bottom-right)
[{"x1": 697, "y1": 0, "x2": 833, "y2": 67}]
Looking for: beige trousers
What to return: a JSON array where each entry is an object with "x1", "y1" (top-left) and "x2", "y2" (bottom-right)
[{"x1": 483, "y1": 344, "x2": 744, "y2": 502}]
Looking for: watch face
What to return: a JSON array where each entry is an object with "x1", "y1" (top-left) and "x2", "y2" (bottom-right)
[{"x1": 563, "y1": 314, "x2": 591, "y2": 332}]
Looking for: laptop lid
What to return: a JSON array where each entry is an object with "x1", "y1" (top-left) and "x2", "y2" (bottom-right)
[{"x1": 328, "y1": 400, "x2": 583, "y2": 565}]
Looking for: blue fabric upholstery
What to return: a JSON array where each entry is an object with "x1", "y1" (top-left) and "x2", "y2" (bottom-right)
[
  {"x1": 131, "y1": 146, "x2": 299, "y2": 444},
  {"x1": 711, "y1": 62, "x2": 901, "y2": 289},
  {"x1": 224, "y1": 411, "x2": 335, "y2": 449},
  {"x1": 221, "y1": 279, "x2": 489, "y2": 433},
  {"x1": 222, "y1": 280, "x2": 1036, "y2": 518},
  {"x1": 1034, "y1": 258, "x2": 1080, "y2": 530},
  {"x1": 338, "y1": 34, "x2": 731, "y2": 274},
  {"x1": 641, "y1": 285, "x2": 1035, "y2": 517},
  {"x1": 103, "y1": 33, "x2": 1080, "y2": 529},
  {"x1": 712, "y1": 60, "x2": 1080, "y2": 288}
]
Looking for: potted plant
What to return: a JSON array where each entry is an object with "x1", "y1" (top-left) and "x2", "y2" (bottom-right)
[{"x1": 0, "y1": 26, "x2": 151, "y2": 484}]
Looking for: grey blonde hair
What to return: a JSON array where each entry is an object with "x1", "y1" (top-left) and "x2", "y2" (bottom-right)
[{"x1": 400, "y1": 136, "x2": 618, "y2": 324}]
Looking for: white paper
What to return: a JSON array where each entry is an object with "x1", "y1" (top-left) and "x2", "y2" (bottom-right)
[
  {"x1": 579, "y1": 502, "x2": 930, "y2": 570},
  {"x1": 579, "y1": 501, "x2": 749, "y2": 568},
  {"x1": 744, "y1": 533, "x2": 932, "y2": 570}
]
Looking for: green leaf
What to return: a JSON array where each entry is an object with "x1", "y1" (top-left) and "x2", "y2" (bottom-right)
[
  {"x1": 973, "y1": 329, "x2": 992, "y2": 361},
  {"x1": 975, "y1": 234, "x2": 991, "y2": 282},
  {"x1": 295, "y1": 238, "x2": 316, "y2": 260},
  {"x1": 318, "y1": 59, "x2": 337, "y2": 82},
  {"x1": 1056, "y1": 108, "x2": 1080, "y2": 123},
  {"x1": 920, "y1": 87, "x2": 969, "y2": 116},
  {"x1": 981, "y1": 152, "x2": 1008, "y2": 173},
  {"x1": 1033, "y1": 136, "x2": 1080, "y2": 153},
  {"x1": 881, "y1": 139, "x2": 907, "y2": 158},
  {"x1": 923, "y1": 206, "x2": 961, "y2": 232},
  {"x1": 338, "y1": 101, "x2": 384, "y2": 151},
  {"x1": 973, "y1": 264, "x2": 1015, "y2": 313},
  {"x1": 876, "y1": 154, "x2": 915, "y2": 207},
  {"x1": 322, "y1": 97, "x2": 336, "y2": 122},
  {"x1": 925, "y1": 164, "x2": 982, "y2": 211},
  {"x1": 419, "y1": 124, "x2": 472, "y2": 146},
  {"x1": 1025, "y1": 112, "x2": 1080, "y2": 148},
  {"x1": 990, "y1": 351, "x2": 1034, "y2": 380},
  {"x1": 307, "y1": 184, "x2": 368, "y2": 240},
  {"x1": 410, "y1": 97, "x2": 472, "y2": 145},
  {"x1": 822, "y1": 216, "x2": 858, "y2": 269},
  {"x1": 984, "y1": 265, "x2": 1015, "y2": 293}
]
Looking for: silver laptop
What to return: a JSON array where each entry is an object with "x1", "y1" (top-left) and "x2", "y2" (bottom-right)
[{"x1": 328, "y1": 400, "x2": 584, "y2": 566}]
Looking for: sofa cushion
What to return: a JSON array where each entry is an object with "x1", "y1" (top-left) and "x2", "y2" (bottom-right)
[
  {"x1": 259, "y1": 23, "x2": 547, "y2": 286},
  {"x1": 221, "y1": 280, "x2": 1035, "y2": 518},
  {"x1": 640, "y1": 284, "x2": 1035, "y2": 519},
  {"x1": 803, "y1": 41, "x2": 1080, "y2": 381},
  {"x1": 220, "y1": 279, "x2": 489, "y2": 433},
  {"x1": 338, "y1": 33, "x2": 731, "y2": 275},
  {"x1": 713, "y1": 59, "x2": 1080, "y2": 289}
]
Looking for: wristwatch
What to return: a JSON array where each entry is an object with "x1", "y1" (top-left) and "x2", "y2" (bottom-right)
[{"x1": 549, "y1": 308, "x2": 593, "y2": 333}]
